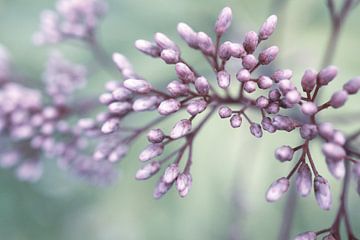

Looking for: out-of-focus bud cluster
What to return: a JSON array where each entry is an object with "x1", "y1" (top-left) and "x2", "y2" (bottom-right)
[{"x1": 33, "y1": 0, "x2": 107, "y2": 44}]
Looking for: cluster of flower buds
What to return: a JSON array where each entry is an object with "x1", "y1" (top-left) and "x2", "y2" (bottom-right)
[{"x1": 33, "y1": 0, "x2": 107, "y2": 44}]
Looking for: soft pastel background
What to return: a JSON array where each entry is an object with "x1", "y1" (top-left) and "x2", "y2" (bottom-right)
[{"x1": 0, "y1": 0, "x2": 359, "y2": 239}]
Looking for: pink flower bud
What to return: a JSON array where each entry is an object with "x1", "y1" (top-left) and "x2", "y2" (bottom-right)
[
  {"x1": 275, "y1": 145, "x2": 294, "y2": 162},
  {"x1": 177, "y1": 22, "x2": 198, "y2": 48},
  {"x1": 158, "y1": 99, "x2": 181, "y2": 115},
  {"x1": 326, "y1": 158, "x2": 345, "y2": 179},
  {"x1": 135, "y1": 39, "x2": 161, "y2": 57},
  {"x1": 135, "y1": 161, "x2": 161, "y2": 180},
  {"x1": 243, "y1": 31, "x2": 258, "y2": 53},
  {"x1": 218, "y1": 106, "x2": 232, "y2": 118},
  {"x1": 242, "y1": 54, "x2": 258, "y2": 70},
  {"x1": 256, "y1": 96, "x2": 269, "y2": 108},
  {"x1": 301, "y1": 69, "x2": 317, "y2": 92},
  {"x1": 167, "y1": 80, "x2": 189, "y2": 97},
  {"x1": 139, "y1": 143, "x2": 164, "y2": 162},
  {"x1": 217, "y1": 70, "x2": 231, "y2": 89},
  {"x1": 266, "y1": 177, "x2": 290, "y2": 202},
  {"x1": 285, "y1": 89, "x2": 301, "y2": 104},
  {"x1": 215, "y1": 7, "x2": 232, "y2": 35},
  {"x1": 271, "y1": 69, "x2": 293, "y2": 82},
  {"x1": 332, "y1": 131, "x2": 346, "y2": 145},
  {"x1": 176, "y1": 173, "x2": 192, "y2": 197},
  {"x1": 153, "y1": 177, "x2": 173, "y2": 199},
  {"x1": 269, "y1": 89, "x2": 281, "y2": 101},
  {"x1": 160, "y1": 49, "x2": 180, "y2": 64},
  {"x1": 154, "y1": 32, "x2": 179, "y2": 51},
  {"x1": 123, "y1": 78, "x2": 152, "y2": 94},
  {"x1": 236, "y1": 68, "x2": 250, "y2": 82},
  {"x1": 343, "y1": 76, "x2": 360, "y2": 94},
  {"x1": 101, "y1": 118, "x2": 120, "y2": 134},
  {"x1": 170, "y1": 119, "x2": 192, "y2": 139},
  {"x1": 259, "y1": 15, "x2": 277, "y2": 40},
  {"x1": 294, "y1": 231, "x2": 317, "y2": 240},
  {"x1": 230, "y1": 114, "x2": 242, "y2": 128},
  {"x1": 99, "y1": 92, "x2": 113, "y2": 104},
  {"x1": 147, "y1": 129, "x2": 165, "y2": 143},
  {"x1": 329, "y1": 90, "x2": 348, "y2": 108},
  {"x1": 259, "y1": 46, "x2": 279, "y2": 65},
  {"x1": 300, "y1": 124, "x2": 318, "y2": 140},
  {"x1": 250, "y1": 123, "x2": 263, "y2": 138},
  {"x1": 318, "y1": 122, "x2": 335, "y2": 141},
  {"x1": 187, "y1": 99, "x2": 207, "y2": 116},
  {"x1": 175, "y1": 62, "x2": 195, "y2": 83},
  {"x1": 278, "y1": 79, "x2": 295, "y2": 94},
  {"x1": 219, "y1": 41, "x2": 231, "y2": 60},
  {"x1": 322, "y1": 142, "x2": 346, "y2": 160},
  {"x1": 229, "y1": 42, "x2": 246, "y2": 58},
  {"x1": 314, "y1": 176, "x2": 332, "y2": 210},
  {"x1": 195, "y1": 76, "x2": 210, "y2": 95},
  {"x1": 112, "y1": 87, "x2": 132, "y2": 101},
  {"x1": 317, "y1": 65, "x2": 337, "y2": 86},
  {"x1": 296, "y1": 163, "x2": 312, "y2": 197},
  {"x1": 197, "y1": 32, "x2": 214, "y2": 55},
  {"x1": 258, "y1": 76, "x2": 273, "y2": 89},
  {"x1": 108, "y1": 101, "x2": 132, "y2": 114},
  {"x1": 301, "y1": 102, "x2": 318, "y2": 116},
  {"x1": 132, "y1": 96, "x2": 161, "y2": 112},
  {"x1": 163, "y1": 164, "x2": 180, "y2": 184},
  {"x1": 244, "y1": 81, "x2": 257, "y2": 93}
]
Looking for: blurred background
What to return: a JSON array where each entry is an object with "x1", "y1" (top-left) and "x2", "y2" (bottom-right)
[{"x1": 0, "y1": 0, "x2": 359, "y2": 239}]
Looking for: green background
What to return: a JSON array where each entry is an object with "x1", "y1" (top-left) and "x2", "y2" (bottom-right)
[{"x1": 0, "y1": 0, "x2": 359, "y2": 239}]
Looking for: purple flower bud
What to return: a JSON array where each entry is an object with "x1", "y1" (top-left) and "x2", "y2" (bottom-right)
[
  {"x1": 215, "y1": 7, "x2": 232, "y2": 35},
  {"x1": 269, "y1": 89, "x2": 281, "y2": 101},
  {"x1": 259, "y1": 15, "x2": 277, "y2": 40},
  {"x1": 261, "y1": 117, "x2": 276, "y2": 133},
  {"x1": 266, "y1": 177, "x2": 290, "y2": 202},
  {"x1": 167, "y1": 80, "x2": 189, "y2": 97},
  {"x1": 343, "y1": 77, "x2": 360, "y2": 94},
  {"x1": 272, "y1": 115, "x2": 297, "y2": 132},
  {"x1": 250, "y1": 123, "x2": 263, "y2": 138},
  {"x1": 244, "y1": 81, "x2": 257, "y2": 93},
  {"x1": 195, "y1": 76, "x2": 210, "y2": 95},
  {"x1": 296, "y1": 163, "x2": 312, "y2": 197},
  {"x1": 123, "y1": 78, "x2": 152, "y2": 94},
  {"x1": 332, "y1": 130, "x2": 346, "y2": 145},
  {"x1": 236, "y1": 68, "x2": 251, "y2": 82},
  {"x1": 329, "y1": 90, "x2": 348, "y2": 108},
  {"x1": 294, "y1": 231, "x2": 317, "y2": 240},
  {"x1": 197, "y1": 32, "x2": 214, "y2": 55},
  {"x1": 187, "y1": 99, "x2": 207, "y2": 116},
  {"x1": 259, "y1": 46, "x2": 279, "y2": 65},
  {"x1": 176, "y1": 173, "x2": 192, "y2": 197},
  {"x1": 230, "y1": 114, "x2": 242, "y2": 128},
  {"x1": 217, "y1": 70, "x2": 231, "y2": 89},
  {"x1": 271, "y1": 69, "x2": 293, "y2": 82},
  {"x1": 158, "y1": 99, "x2": 181, "y2": 115},
  {"x1": 265, "y1": 102, "x2": 280, "y2": 114},
  {"x1": 314, "y1": 175, "x2": 332, "y2": 210},
  {"x1": 175, "y1": 62, "x2": 196, "y2": 83},
  {"x1": 243, "y1": 31, "x2": 258, "y2": 54},
  {"x1": 256, "y1": 96, "x2": 269, "y2": 108},
  {"x1": 177, "y1": 22, "x2": 198, "y2": 48},
  {"x1": 135, "y1": 161, "x2": 161, "y2": 180},
  {"x1": 101, "y1": 118, "x2": 120, "y2": 134},
  {"x1": 322, "y1": 142, "x2": 346, "y2": 160},
  {"x1": 112, "y1": 87, "x2": 132, "y2": 101},
  {"x1": 106, "y1": 81, "x2": 121, "y2": 92},
  {"x1": 154, "y1": 32, "x2": 179, "y2": 51},
  {"x1": 139, "y1": 143, "x2": 164, "y2": 162},
  {"x1": 300, "y1": 124, "x2": 318, "y2": 140},
  {"x1": 229, "y1": 42, "x2": 246, "y2": 58},
  {"x1": 285, "y1": 89, "x2": 301, "y2": 104},
  {"x1": 317, "y1": 65, "x2": 337, "y2": 86},
  {"x1": 242, "y1": 54, "x2": 258, "y2": 70},
  {"x1": 326, "y1": 158, "x2": 345, "y2": 179},
  {"x1": 147, "y1": 129, "x2": 165, "y2": 143},
  {"x1": 278, "y1": 79, "x2": 295, "y2": 94},
  {"x1": 153, "y1": 177, "x2": 173, "y2": 199},
  {"x1": 108, "y1": 144, "x2": 129, "y2": 163},
  {"x1": 108, "y1": 101, "x2": 132, "y2": 114},
  {"x1": 258, "y1": 76, "x2": 273, "y2": 89},
  {"x1": 219, "y1": 41, "x2": 231, "y2": 60},
  {"x1": 99, "y1": 92, "x2": 113, "y2": 104},
  {"x1": 301, "y1": 69, "x2": 317, "y2": 92},
  {"x1": 133, "y1": 96, "x2": 161, "y2": 112},
  {"x1": 160, "y1": 49, "x2": 180, "y2": 64},
  {"x1": 275, "y1": 145, "x2": 294, "y2": 162},
  {"x1": 318, "y1": 122, "x2": 335, "y2": 141},
  {"x1": 218, "y1": 106, "x2": 232, "y2": 118},
  {"x1": 135, "y1": 39, "x2": 161, "y2": 57},
  {"x1": 301, "y1": 102, "x2": 318, "y2": 116},
  {"x1": 163, "y1": 164, "x2": 180, "y2": 184},
  {"x1": 170, "y1": 119, "x2": 192, "y2": 139}
]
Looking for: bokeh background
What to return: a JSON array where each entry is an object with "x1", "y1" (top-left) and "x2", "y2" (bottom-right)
[{"x1": 0, "y1": 0, "x2": 359, "y2": 239}]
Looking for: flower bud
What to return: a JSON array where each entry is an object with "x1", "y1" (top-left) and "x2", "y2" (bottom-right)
[
  {"x1": 314, "y1": 175, "x2": 332, "y2": 210},
  {"x1": 256, "y1": 96, "x2": 269, "y2": 108},
  {"x1": 139, "y1": 143, "x2": 164, "y2": 162},
  {"x1": 175, "y1": 62, "x2": 196, "y2": 83},
  {"x1": 242, "y1": 54, "x2": 258, "y2": 70},
  {"x1": 99, "y1": 92, "x2": 113, "y2": 104},
  {"x1": 133, "y1": 96, "x2": 161, "y2": 112},
  {"x1": 195, "y1": 76, "x2": 210, "y2": 95},
  {"x1": 271, "y1": 69, "x2": 293, "y2": 82},
  {"x1": 272, "y1": 115, "x2": 297, "y2": 132},
  {"x1": 236, "y1": 69, "x2": 250, "y2": 82},
  {"x1": 153, "y1": 177, "x2": 173, "y2": 199},
  {"x1": 187, "y1": 99, "x2": 207, "y2": 116},
  {"x1": 259, "y1": 46, "x2": 279, "y2": 65},
  {"x1": 112, "y1": 87, "x2": 132, "y2": 101},
  {"x1": 285, "y1": 90, "x2": 301, "y2": 104},
  {"x1": 243, "y1": 31, "x2": 258, "y2": 53},
  {"x1": 332, "y1": 130, "x2": 346, "y2": 145},
  {"x1": 229, "y1": 42, "x2": 246, "y2": 58},
  {"x1": 108, "y1": 101, "x2": 132, "y2": 114},
  {"x1": 163, "y1": 164, "x2": 180, "y2": 184},
  {"x1": 261, "y1": 117, "x2": 276, "y2": 133},
  {"x1": 219, "y1": 41, "x2": 231, "y2": 60},
  {"x1": 301, "y1": 69, "x2": 317, "y2": 92},
  {"x1": 170, "y1": 119, "x2": 192, "y2": 139},
  {"x1": 269, "y1": 89, "x2": 281, "y2": 101},
  {"x1": 296, "y1": 163, "x2": 312, "y2": 197},
  {"x1": 326, "y1": 158, "x2": 345, "y2": 179},
  {"x1": 108, "y1": 145, "x2": 129, "y2": 163},
  {"x1": 176, "y1": 173, "x2": 192, "y2": 197},
  {"x1": 135, "y1": 39, "x2": 161, "y2": 57},
  {"x1": 258, "y1": 76, "x2": 273, "y2": 89},
  {"x1": 300, "y1": 124, "x2": 318, "y2": 140},
  {"x1": 317, "y1": 65, "x2": 337, "y2": 86},
  {"x1": 215, "y1": 7, "x2": 232, "y2": 35},
  {"x1": 147, "y1": 129, "x2": 165, "y2": 143},
  {"x1": 329, "y1": 90, "x2": 348, "y2": 108},
  {"x1": 112, "y1": 53, "x2": 133, "y2": 73},
  {"x1": 250, "y1": 123, "x2": 263, "y2": 138},
  {"x1": 266, "y1": 177, "x2": 290, "y2": 202},
  {"x1": 278, "y1": 79, "x2": 295, "y2": 94},
  {"x1": 294, "y1": 231, "x2": 317, "y2": 240},
  {"x1": 177, "y1": 22, "x2": 198, "y2": 48},
  {"x1": 218, "y1": 106, "x2": 232, "y2": 118},
  {"x1": 259, "y1": 15, "x2": 277, "y2": 40},
  {"x1": 244, "y1": 81, "x2": 257, "y2": 93},
  {"x1": 230, "y1": 114, "x2": 242, "y2": 128},
  {"x1": 167, "y1": 80, "x2": 189, "y2": 97},
  {"x1": 123, "y1": 78, "x2": 152, "y2": 94},
  {"x1": 301, "y1": 102, "x2": 318, "y2": 116},
  {"x1": 154, "y1": 32, "x2": 179, "y2": 51},
  {"x1": 322, "y1": 142, "x2": 346, "y2": 160},
  {"x1": 135, "y1": 161, "x2": 161, "y2": 180},
  {"x1": 217, "y1": 70, "x2": 231, "y2": 89},
  {"x1": 160, "y1": 49, "x2": 180, "y2": 64},
  {"x1": 101, "y1": 118, "x2": 120, "y2": 134},
  {"x1": 318, "y1": 122, "x2": 335, "y2": 141},
  {"x1": 275, "y1": 145, "x2": 294, "y2": 162},
  {"x1": 343, "y1": 76, "x2": 360, "y2": 94},
  {"x1": 158, "y1": 99, "x2": 181, "y2": 115},
  {"x1": 197, "y1": 32, "x2": 214, "y2": 55}
]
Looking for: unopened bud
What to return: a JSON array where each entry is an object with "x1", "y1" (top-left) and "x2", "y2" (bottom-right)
[
  {"x1": 215, "y1": 7, "x2": 232, "y2": 35},
  {"x1": 218, "y1": 106, "x2": 232, "y2": 118},
  {"x1": 108, "y1": 101, "x2": 132, "y2": 114},
  {"x1": 266, "y1": 177, "x2": 290, "y2": 202},
  {"x1": 275, "y1": 145, "x2": 294, "y2": 162},
  {"x1": 301, "y1": 69, "x2": 317, "y2": 92},
  {"x1": 197, "y1": 32, "x2": 214, "y2": 55},
  {"x1": 163, "y1": 164, "x2": 180, "y2": 184},
  {"x1": 217, "y1": 70, "x2": 231, "y2": 89},
  {"x1": 259, "y1": 46, "x2": 279, "y2": 65},
  {"x1": 177, "y1": 22, "x2": 198, "y2": 48},
  {"x1": 322, "y1": 142, "x2": 346, "y2": 160},
  {"x1": 236, "y1": 68, "x2": 250, "y2": 82},
  {"x1": 158, "y1": 99, "x2": 181, "y2": 115},
  {"x1": 167, "y1": 80, "x2": 189, "y2": 97},
  {"x1": 250, "y1": 123, "x2": 263, "y2": 138},
  {"x1": 326, "y1": 158, "x2": 345, "y2": 179},
  {"x1": 271, "y1": 69, "x2": 293, "y2": 82},
  {"x1": 123, "y1": 78, "x2": 152, "y2": 94},
  {"x1": 135, "y1": 39, "x2": 161, "y2": 57},
  {"x1": 301, "y1": 102, "x2": 318, "y2": 116},
  {"x1": 244, "y1": 81, "x2": 257, "y2": 93},
  {"x1": 314, "y1": 175, "x2": 332, "y2": 210},
  {"x1": 101, "y1": 118, "x2": 120, "y2": 134},
  {"x1": 175, "y1": 62, "x2": 196, "y2": 83},
  {"x1": 133, "y1": 96, "x2": 161, "y2": 112},
  {"x1": 318, "y1": 65, "x2": 337, "y2": 86},
  {"x1": 139, "y1": 143, "x2": 164, "y2": 162},
  {"x1": 300, "y1": 124, "x2": 318, "y2": 140},
  {"x1": 147, "y1": 129, "x2": 165, "y2": 143},
  {"x1": 160, "y1": 49, "x2": 180, "y2": 64},
  {"x1": 256, "y1": 96, "x2": 269, "y2": 108},
  {"x1": 259, "y1": 15, "x2": 277, "y2": 40},
  {"x1": 230, "y1": 114, "x2": 242, "y2": 128},
  {"x1": 170, "y1": 119, "x2": 192, "y2": 139},
  {"x1": 195, "y1": 76, "x2": 210, "y2": 95},
  {"x1": 243, "y1": 31, "x2": 258, "y2": 53},
  {"x1": 154, "y1": 32, "x2": 179, "y2": 51},
  {"x1": 242, "y1": 54, "x2": 258, "y2": 70},
  {"x1": 329, "y1": 90, "x2": 348, "y2": 108},
  {"x1": 296, "y1": 163, "x2": 312, "y2": 197},
  {"x1": 135, "y1": 161, "x2": 161, "y2": 180},
  {"x1": 187, "y1": 99, "x2": 207, "y2": 116},
  {"x1": 343, "y1": 77, "x2": 360, "y2": 94},
  {"x1": 261, "y1": 117, "x2": 276, "y2": 133},
  {"x1": 258, "y1": 76, "x2": 273, "y2": 89}
]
